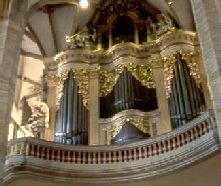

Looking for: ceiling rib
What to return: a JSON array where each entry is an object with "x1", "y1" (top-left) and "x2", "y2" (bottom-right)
[
  {"x1": 48, "y1": 9, "x2": 59, "y2": 53},
  {"x1": 27, "y1": 23, "x2": 47, "y2": 57},
  {"x1": 20, "y1": 49, "x2": 43, "y2": 60}
]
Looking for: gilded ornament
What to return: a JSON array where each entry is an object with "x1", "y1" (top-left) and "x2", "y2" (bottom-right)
[
  {"x1": 181, "y1": 51, "x2": 201, "y2": 84},
  {"x1": 56, "y1": 69, "x2": 89, "y2": 108},
  {"x1": 111, "y1": 117, "x2": 149, "y2": 138},
  {"x1": 73, "y1": 69, "x2": 89, "y2": 108},
  {"x1": 56, "y1": 70, "x2": 69, "y2": 107},
  {"x1": 163, "y1": 51, "x2": 201, "y2": 98},
  {"x1": 163, "y1": 53, "x2": 177, "y2": 98},
  {"x1": 99, "y1": 62, "x2": 154, "y2": 97}
]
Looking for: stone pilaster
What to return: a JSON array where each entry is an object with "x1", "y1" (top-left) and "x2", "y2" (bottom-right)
[
  {"x1": 191, "y1": 0, "x2": 221, "y2": 141},
  {"x1": 44, "y1": 58, "x2": 58, "y2": 141},
  {"x1": 196, "y1": 53, "x2": 213, "y2": 109},
  {"x1": 0, "y1": 0, "x2": 28, "y2": 178},
  {"x1": 88, "y1": 66, "x2": 99, "y2": 145},
  {"x1": 152, "y1": 58, "x2": 172, "y2": 134}
]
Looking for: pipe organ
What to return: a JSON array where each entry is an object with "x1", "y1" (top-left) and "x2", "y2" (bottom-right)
[{"x1": 47, "y1": 0, "x2": 210, "y2": 145}]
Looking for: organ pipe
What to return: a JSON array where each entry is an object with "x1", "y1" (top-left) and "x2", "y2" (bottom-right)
[
  {"x1": 55, "y1": 71, "x2": 89, "y2": 145},
  {"x1": 168, "y1": 54, "x2": 205, "y2": 128}
]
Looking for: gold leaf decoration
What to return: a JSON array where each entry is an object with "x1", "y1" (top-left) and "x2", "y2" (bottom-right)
[
  {"x1": 73, "y1": 69, "x2": 89, "y2": 108},
  {"x1": 181, "y1": 51, "x2": 201, "y2": 85},
  {"x1": 99, "y1": 63, "x2": 154, "y2": 97},
  {"x1": 56, "y1": 69, "x2": 89, "y2": 108},
  {"x1": 111, "y1": 117, "x2": 149, "y2": 138},
  {"x1": 56, "y1": 70, "x2": 69, "y2": 107},
  {"x1": 163, "y1": 53, "x2": 177, "y2": 98}
]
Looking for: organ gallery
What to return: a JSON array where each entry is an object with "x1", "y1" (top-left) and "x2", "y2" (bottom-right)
[{"x1": 47, "y1": 0, "x2": 207, "y2": 145}]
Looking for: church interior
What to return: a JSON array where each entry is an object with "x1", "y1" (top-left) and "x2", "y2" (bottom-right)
[{"x1": 1, "y1": 0, "x2": 221, "y2": 186}]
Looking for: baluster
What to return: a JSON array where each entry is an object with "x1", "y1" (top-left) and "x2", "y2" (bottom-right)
[
  {"x1": 52, "y1": 149, "x2": 55, "y2": 161},
  {"x1": 93, "y1": 152, "x2": 96, "y2": 164},
  {"x1": 108, "y1": 152, "x2": 111, "y2": 163},
  {"x1": 87, "y1": 152, "x2": 91, "y2": 164},
  {"x1": 46, "y1": 148, "x2": 50, "y2": 160},
  {"x1": 118, "y1": 151, "x2": 122, "y2": 162},
  {"x1": 189, "y1": 129, "x2": 194, "y2": 141},
  {"x1": 78, "y1": 152, "x2": 83, "y2": 164},
  {"x1": 193, "y1": 127, "x2": 198, "y2": 139},
  {"x1": 97, "y1": 152, "x2": 101, "y2": 164},
  {"x1": 66, "y1": 151, "x2": 70, "y2": 162},
  {"x1": 31, "y1": 145, "x2": 35, "y2": 157},
  {"x1": 82, "y1": 152, "x2": 85, "y2": 164},
  {"x1": 167, "y1": 139, "x2": 171, "y2": 151},
  {"x1": 25, "y1": 143, "x2": 30, "y2": 156},
  {"x1": 158, "y1": 142, "x2": 162, "y2": 154},
  {"x1": 128, "y1": 149, "x2": 132, "y2": 161},
  {"x1": 113, "y1": 151, "x2": 116, "y2": 162},
  {"x1": 72, "y1": 151, "x2": 76, "y2": 163},
  {"x1": 181, "y1": 133, "x2": 185, "y2": 145},
  {"x1": 133, "y1": 149, "x2": 136, "y2": 160},
  {"x1": 148, "y1": 145, "x2": 153, "y2": 156},
  {"x1": 198, "y1": 124, "x2": 203, "y2": 137},
  {"x1": 152, "y1": 144, "x2": 156, "y2": 156},
  {"x1": 102, "y1": 152, "x2": 107, "y2": 163},
  {"x1": 137, "y1": 147, "x2": 142, "y2": 159},
  {"x1": 172, "y1": 137, "x2": 176, "y2": 149},
  {"x1": 41, "y1": 147, "x2": 45, "y2": 159},
  {"x1": 142, "y1": 146, "x2": 147, "y2": 158},
  {"x1": 36, "y1": 146, "x2": 41, "y2": 158},
  {"x1": 57, "y1": 149, "x2": 61, "y2": 161},
  {"x1": 202, "y1": 122, "x2": 207, "y2": 133},
  {"x1": 176, "y1": 136, "x2": 181, "y2": 148},
  {"x1": 186, "y1": 131, "x2": 191, "y2": 142},
  {"x1": 62, "y1": 150, "x2": 65, "y2": 162}
]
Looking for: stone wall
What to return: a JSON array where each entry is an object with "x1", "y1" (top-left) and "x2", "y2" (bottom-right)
[
  {"x1": 0, "y1": 0, "x2": 28, "y2": 179},
  {"x1": 190, "y1": 0, "x2": 221, "y2": 141}
]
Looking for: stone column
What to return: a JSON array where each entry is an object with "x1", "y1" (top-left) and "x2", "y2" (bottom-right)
[
  {"x1": 190, "y1": 0, "x2": 221, "y2": 141},
  {"x1": 44, "y1": 58, "x2": 58, "y2": 141},
  {"x1": 196, "y1": 53, "x2": 213, "y2": 109},
  {"x1": 152, "y1": 58, "x2": 172, "y2": 134},
  {"x1": 88, "y1": 66, "x2": 99, "y2": 145},
  {"x1": 0, "y1": 0, "x2": 28, "y2": 179}
]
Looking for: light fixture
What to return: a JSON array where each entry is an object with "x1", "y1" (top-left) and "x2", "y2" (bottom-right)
[
  {"x1": 80, "y1": 0, "x2": 88, "y2": 8},
  {"x1": 168, "y1": 1, "x2": 173, "y2": 6}
]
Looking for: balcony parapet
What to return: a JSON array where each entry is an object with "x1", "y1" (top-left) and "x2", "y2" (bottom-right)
[{"x1": 4, "y1": 111, "x2": 220, "y2": 183}]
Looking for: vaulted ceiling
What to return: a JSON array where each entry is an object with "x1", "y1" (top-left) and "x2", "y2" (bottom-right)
[{"x1": 22, "y1": 0, "x2": 195, "y2": 58}]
